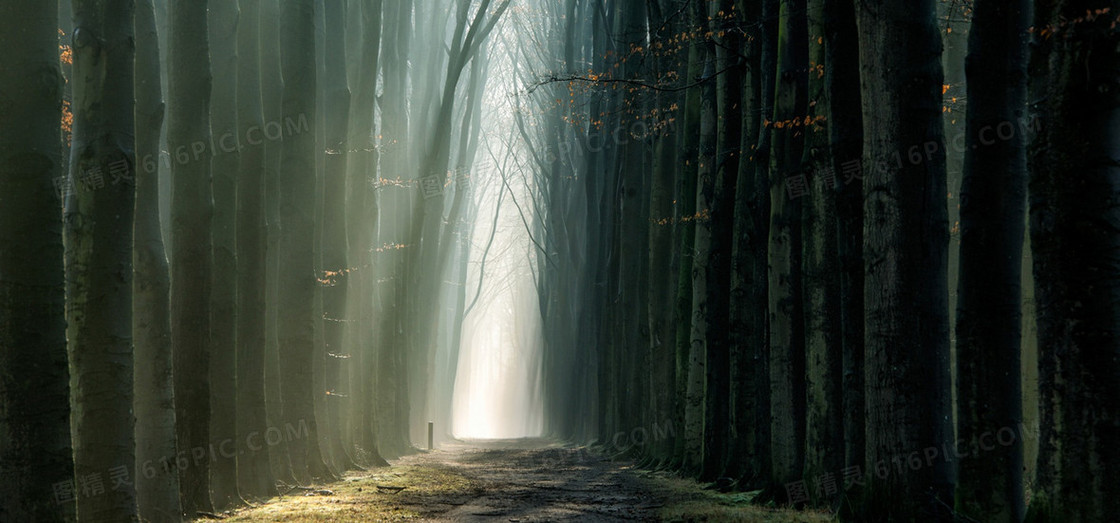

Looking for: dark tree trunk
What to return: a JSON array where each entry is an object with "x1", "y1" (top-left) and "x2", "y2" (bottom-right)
[
  {"x1": 235, "y1": 0, "x2": 280, "y2": 501},
  {"x1": 66, "y1": 0, "x2": 139, "y2": 519},
  {"x1": 260, "y1": 0, "x2": 298, "y2": 486},
  {"x1": 855, "y1": 0, "x2": 954, "y2": 518},
  {"x1": 954, "y1": 0, "x2": 1029, "y2": 520},
  {"x1": 768, "y1": 0, "x2": 808, "y2": 496},
  {"x1": 0, "y1": 1, "x2": 74, "y2": 519},
  {"x1": 1027, "y1": 0, "x2": 1120, "y2": 519},
  {"x1": 277, "y1": 0, "x2": 332, "y2": 484},
  {"x1": 699, "y1": 0, "x2": 743, "y2": 482},
  {"x1": 823, "y1": 0, "x2": 864, "y2": 501},
  {"x1": 671, "y1": 0, "x2": 703, "y2": 469},
  {"x1": 646, "y1": 0, "x2": 682, "y2": 466},
  {"x1": 728, "y1": 0, "x2": 778, "y2": 491},
  {"x1": 801, "y1": 0, "x2": 844, "y2": 504},
  {"x1": 134, "y1": 0, "x2": 182, "y2": 519},
  {"x1": 168, "y1": 0, "x2": 215, "y2": 513},
  {"x1": 683, "y1": 0, "x2": 717, "y2": 474},
  {"x1": 208, "y1": 0, "x2": 243, "y2": 509}
]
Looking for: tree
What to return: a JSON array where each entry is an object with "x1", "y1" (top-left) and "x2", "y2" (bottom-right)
[
  {"x1": 277, "y1": 0, "x2": 331, "y2": 483},
  {"x1": 954, "y1": 0, "x2": 1029, "y2": 520},
  {"x1": 801, "y1": 0, "x2": 844, "y2": 502},
  {"x1": 405, "y1": 0, "x2": 511, "y2": 447},
  {"x1": 344, "y1": 0, "x2": 387, "y2": 464},
  {"x1": 320, "y1": 0, "x2": 360, "y2": 473},
  {"x1": 855, "y1": 0, "x2": 954, "y2": 518},
  {"x1": 1027, "y1": 0, "x2": 1120, "y2": 519},
  {"x1": 65, "y1": 0, "x2": 139, "y2": 519},
  {"x1": 768, "y1": 0, "x2": 808, "y2": 496},
  {"x1": 259, "y1": 0, "x2": 297, "y2": 485},
  {"x1": 168, "y1": 0, "x2": 215, "y2": 513},
  {"x1": 729, "y1": 0, "x2": 776, "y2": 490},
  {"x1": 700, "y1": 0, "x2": 743, "y2": 482},
  {"x1": 0, "y1": 0, "x2": 74, "y2": 519},
  {"x1": 133, "y1": 0, "x2": 183, "y2": 519},
  {"x1": 682, "y1": 0, "x2": 717, "y2": 475},
  {"x1": 374, "y1": 0, "x2": 411, "y2": 459},
  {"x1": 235, "y1": 0, "x2": 280, "y2": 500},
  {"x1": 822, "y1": 0, "x2": 864, "y2": 497},
  {"x1": 645, "y1": 0, "x2": 682, "y2": 465},
  {"x1": 208, "y1": 0, "x2": 243, "y2": 508},
  {"x1": 609, "y1": 0, "x2": 651, "y2": 464}
]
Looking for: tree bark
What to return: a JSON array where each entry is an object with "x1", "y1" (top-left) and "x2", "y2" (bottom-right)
[
  {"x1": 343, "y1": 0, "x2": 385, "y2": 465},
  {"x1": 168, "y1": 0, "x2": 215, "y2": 513},
  {"x1": 66, "y1": 0, "x2": 139, "y2": 519},
  {"x1": 954, "y1": 0, "x2": 1029, "y2": 520},
  {"x1": 1027, "y1": 0, "x2": 1120, "y2": 519},
  {"x1": 133, "y1": 0, "x2": 183, "y2": 519},
  {"x1": 768, "y1": 0, "x2": 808, "y2": 496},
  {"x1": 855, "y1": 0, "x2": 954, "y2": 518},
  {"x1": 260, "y1": 0, "x2": 298, "y2": 486},
  {"x1": 277, "y1": 0, "x2": 331, "y2": 484},
  {"x1": 683, "y1": 0, "x2": 717, "y2": 474},
  {"x1": 728, "y1": 0, "x2": 778, "y2": 490},
  {"x1": 699, "y1": 0, "x2": 743, "y2": 482},
  {"x1": 0, "y1": 1, "x2": 74, "y2": 519},
  {"x1": 823, "y1": 0, "x2": 864, "y2": 497},
  {"x1": 801, "y1": 0, "x2": 844, "y2": 504},
  {"x1": 646, "y1": 0, "x2": 682, "y2": 466},
  {"x1": 320, "y1": 0, "x2": 360, "y2": 474},
  {"x1": 235, "y1": 0, "x2": 280, "y2": 501},
  {"x1": 208, "y1": 0, "x2": 243, "y2": 509}
]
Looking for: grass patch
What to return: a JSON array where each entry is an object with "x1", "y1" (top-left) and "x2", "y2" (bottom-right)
[
  {"x1": 627, "y1": 468, "x2": 835, "y2": 522},
  {"x1": 207, "y1": 465, "x2": 483, "y2": 522}
]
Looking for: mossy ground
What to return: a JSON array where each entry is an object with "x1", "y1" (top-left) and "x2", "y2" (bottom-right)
[{"x1": 213, "y1": 465, "x2": 481, "y2": 522}]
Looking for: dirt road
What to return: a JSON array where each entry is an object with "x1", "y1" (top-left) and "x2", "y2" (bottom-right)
[
  {"x1": 218, "y1": 438, "x2": 830, "y2": 522},
  {"x1": 401, "y1": 438, "x2": 662, "y2": 521}
]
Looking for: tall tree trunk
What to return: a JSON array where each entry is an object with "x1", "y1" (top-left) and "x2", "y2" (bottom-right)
[
  {"x1": 823, "y1": 0, "x2": 864, "y2": 502},
  {"x1": 729, "y1": 0, "x2": 777, "y2": 490},
  {"x1": 321, "y1": 0, "x2": 360, "y2": 474},
  {"x1": 134, "y1": 0, "x2": 182, "y2": 519},
  {"x1": 768, "y1": 0, "x2": 808, "y2": 496},
  {"x1": 671, "y1": 0, "x2": 701, "y2": 469},
  {"x1": 235, "y1": 0, "x2": 280, "y2": 501},
  {"x1": 208, "y1": 0, "x2": 243, "y2": 509},
  {"x1": 1027, "y1": 0, "x2": 1120, "y2": 519},
  {"x1": 260, "y1": 0, "x2": 297, "y2": 485},
  {"x1": 855, "y1": 0, "x2": 954, "y2": 518},
  {"x1": 376, "y1": 0, "x2": 414, "y2": 458},
  {"x1": 277, "y1": 0, "x2": 331, "y2": 484},
  {"x1": 66, "y1": 0, "x2": 139, "y2": 519},
  {"x1": 0, "y1": 1, "x2": 74, "y2": 519},
  {"x1": 801, "y1": 0, "x2": 844, "y2": 504},
  {"x1": 344, "y1": 0, "x2": 385, "y2": 466},
  {"x1": 646, "y1": 0, "x2": 682, "y2": 467},
  {"x1": 954, "y1": 0, "x2": 1029, "y2": 520},
  {"x1": 683, "y1": 0, "x2": 717, "y2": 475},
  {"x1": 612, "y1": 0, "x2": 650, "y2": 462},
  {"x1": 168, "y1": 0, "x2": 215, "y2": 514},
  {"x1": 699, "y1": 0, "x2": 743, "y2": 482}
]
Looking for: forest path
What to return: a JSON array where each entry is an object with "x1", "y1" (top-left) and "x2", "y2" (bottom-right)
[
  {"x1": 217, "y1": 438, "x2": 831, "y2": 522},
  {"x1": 398, "y1": 438, "x2": 663, "y2": 521}
]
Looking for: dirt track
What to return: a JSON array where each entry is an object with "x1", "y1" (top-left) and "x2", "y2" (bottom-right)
[
  {"x1": 218, "y1": 438, "x2": 831, "y2": 522},
  {"x1": 401, "y1": 438, "x2": 663, "y2": 521}
]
